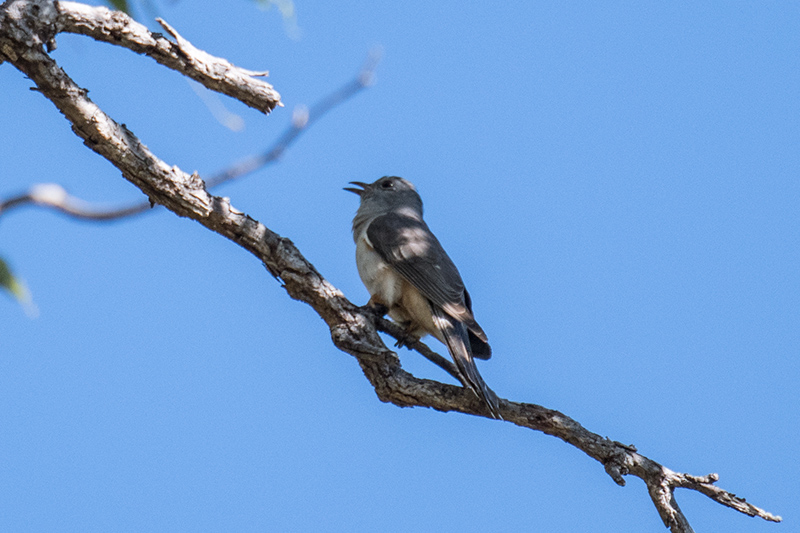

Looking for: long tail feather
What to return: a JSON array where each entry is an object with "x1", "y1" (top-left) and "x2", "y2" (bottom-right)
[{"x1": 430, "y1": 304, "x2": 502, "y2": 419}]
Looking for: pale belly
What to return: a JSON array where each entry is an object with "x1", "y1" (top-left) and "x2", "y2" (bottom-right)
[{"x1": 355, "y1": 236, "x2": 441, "y2": 342}]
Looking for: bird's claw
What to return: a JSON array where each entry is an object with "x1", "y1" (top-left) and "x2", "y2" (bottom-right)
[
  {"x1": 393, "y1": 327, "x2": 418, "y2": 350},
  {"x1": 363, "y1": 299, "x2": 389, "y2": 317}
]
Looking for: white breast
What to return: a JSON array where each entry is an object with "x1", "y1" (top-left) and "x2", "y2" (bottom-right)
[
  {"x1": 354, "y1": 226, "x2": 439, "y2": 341},
  {"x1": 355, "y1": 229, "x2": 404, "y2": 307}
]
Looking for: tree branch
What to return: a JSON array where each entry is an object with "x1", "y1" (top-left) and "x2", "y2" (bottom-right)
[
  {"x1": 0, "y1": 1, "x2": 782, "y2": 530},
  {"x1": 0, "y1": 49, "x2": 380, "y2": 220},
  {"x1": 0, "y1": 183, "x2": 151, "y2": 219},
  {"x1": 55, "y1": 1, "x2": 281, "y2": 114}
]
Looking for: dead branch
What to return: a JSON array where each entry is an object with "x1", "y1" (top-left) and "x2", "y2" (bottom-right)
[
  {"x1": 55, "y1": 1, "x2": 281, "y2": 113},
  {"x1": 0, "y1": 1, "x2": 782, "y2": 531},
  {"x1": 0, "y1": 50, "x2": 380, "y2": 220}
]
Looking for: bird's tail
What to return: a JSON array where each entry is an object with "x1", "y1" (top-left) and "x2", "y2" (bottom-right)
[{"x1": 430, "y1": 304, "x2": 502, "y2": 420}]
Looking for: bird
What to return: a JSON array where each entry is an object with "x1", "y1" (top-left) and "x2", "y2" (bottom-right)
[{"x1": 345, "y1": 176, "x2": 501, "y2": 419}]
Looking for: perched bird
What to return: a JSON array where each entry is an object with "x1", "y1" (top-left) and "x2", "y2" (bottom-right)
[{"x1": 345, "y1": 176, "x2": 501, "y2": 419}]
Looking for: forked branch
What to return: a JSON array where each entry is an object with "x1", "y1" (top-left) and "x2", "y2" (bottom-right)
[
  {"x1": 56, "y1": 1, "x2": 281, "y2": 113},
  {"x1": 0, "y1": 1, "x2": 781, "y2": 531},
  {"x1": 0, "y1": 48, "x2": 380, "y2": 220}
]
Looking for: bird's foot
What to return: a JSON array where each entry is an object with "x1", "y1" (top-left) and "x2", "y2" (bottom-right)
[
  {"x1": 393, "y1": 325, "x2": 419, "y2": 350},
  {"x1": 363, "y1": 299, "x2": 389, "y2": 317}
]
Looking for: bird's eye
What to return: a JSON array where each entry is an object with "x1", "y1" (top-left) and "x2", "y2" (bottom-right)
[{"x1": 380, "y1": 180, "x2": 394, "y2": 189}]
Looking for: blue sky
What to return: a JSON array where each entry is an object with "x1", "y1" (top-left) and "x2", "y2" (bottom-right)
[{"x1": 1, "y1": 1, "x2": 797, "y2": 531}]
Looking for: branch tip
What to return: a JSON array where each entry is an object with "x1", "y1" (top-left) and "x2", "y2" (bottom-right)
[
  {"x1": 0, "y1": 3, "x2": 781, "y2": 530},
  {"x1": 358, "y1": 46, "x2": 383, "y2": 87},
  {"x1": 604, "y1": 462, "x2": 627, "y2": 486}
]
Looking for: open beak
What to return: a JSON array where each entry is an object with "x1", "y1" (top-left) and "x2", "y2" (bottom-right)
[{"x1": 344, "y1": 181, "x2": 370, "y2": 196}]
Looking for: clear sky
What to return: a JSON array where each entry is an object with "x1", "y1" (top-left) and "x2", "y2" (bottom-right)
[{"x1": 1, "y1": 1, "x2": 797, "y2": 532}]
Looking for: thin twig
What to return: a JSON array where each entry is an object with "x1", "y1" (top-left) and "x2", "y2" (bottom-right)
[
  {"x1": 0, "y1": 49, "x2": 381, "y2": 221},
  {"x1": 373, "y1": 314, "x2": 463, "y2": 383},
  {"x1": 56, "y1": 1, "x2": 281, "y2": 113},
  {"x1": 0, "y1": 2, "x2": 782, "y2": 529},
  {"x1": 205, "y1": 47, "x2": 381, "y2": 189}
]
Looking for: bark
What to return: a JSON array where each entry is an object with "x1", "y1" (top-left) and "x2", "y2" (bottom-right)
[{"x1": 0, "y1": 2, "x2": 782, "y2": 531}]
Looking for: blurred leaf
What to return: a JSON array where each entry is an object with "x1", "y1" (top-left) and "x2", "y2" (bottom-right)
[
  {"x1": 255, "y1": 0, "x2": 294, "y2": 18},
  {"x1": 1, "y1": 257, "x2": 37, "y2": 317},
  {"x1": 105, "y1": 0, "x2": 130, "y2": 14},
  {"x1": 254, "y1": 0, "x2": 301, "y2": 39}
]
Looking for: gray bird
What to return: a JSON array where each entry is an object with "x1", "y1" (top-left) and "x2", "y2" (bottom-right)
[{"x1": 345, "y1": 176, "x2": 501, "y2": 419}]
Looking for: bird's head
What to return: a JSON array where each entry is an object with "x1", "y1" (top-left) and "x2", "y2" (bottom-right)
[{"x1": 345, "y1": 176, "x2": 423, "y2": 216}]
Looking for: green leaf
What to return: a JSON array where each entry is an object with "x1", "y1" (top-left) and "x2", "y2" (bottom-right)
[
  {"x1": 1, "y1": 257, "x2": 37, "y2": 317},
  {"x1": 106, "y1": 0, "x2": 130, "y2": 14}
]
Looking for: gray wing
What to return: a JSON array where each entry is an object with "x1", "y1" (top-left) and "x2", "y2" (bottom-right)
[{"x1": 367, "y1": 213, "x2": 489, "y2": 344}]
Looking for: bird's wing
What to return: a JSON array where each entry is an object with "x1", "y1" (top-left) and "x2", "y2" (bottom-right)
[{"x1": 366, "y1": 213, "x2": 488, "y2": 343}]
